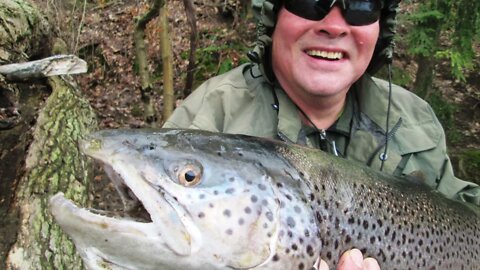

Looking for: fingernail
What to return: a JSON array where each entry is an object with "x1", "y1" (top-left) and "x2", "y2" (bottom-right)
[
  {"x1": 363, "y1": 258, "x2": 380, "y2": 270},
  {"x1": 349, "y1": 248, "x2": 363, "y2": 268}
]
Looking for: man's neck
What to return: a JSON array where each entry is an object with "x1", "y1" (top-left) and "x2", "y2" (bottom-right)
[{"x1": 293, "y1": 93, "x2": 347, "y2": 130}]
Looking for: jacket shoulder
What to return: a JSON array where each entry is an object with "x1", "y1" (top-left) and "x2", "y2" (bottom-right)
[
  {"x1": 369, "y1": 77, "x2": 445, "y2": 154},
  {"x1": 163, "y1": 64, "x2": 275, "y2": 133}
]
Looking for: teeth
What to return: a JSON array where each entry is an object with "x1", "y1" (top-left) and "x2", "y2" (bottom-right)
[{"x1": 306, "y1": 50, "x2": 343, "y2": 60}]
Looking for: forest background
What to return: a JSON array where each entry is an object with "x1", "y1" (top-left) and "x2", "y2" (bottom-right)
[
  {"x1": 53, "y1": 0, "x2": 480, "y2": 181},
  {"x1": 0, "y1": 0, "x2": 479, "y2": 268}
]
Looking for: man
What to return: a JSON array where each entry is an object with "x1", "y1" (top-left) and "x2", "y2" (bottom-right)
[{"x1": 163, "y1": 0, "x2": 480, "y2": 269}]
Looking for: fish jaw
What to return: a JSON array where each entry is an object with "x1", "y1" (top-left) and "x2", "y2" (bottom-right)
[{"x1": 49, "y1": 193, "x2": 172, "y2": 270}]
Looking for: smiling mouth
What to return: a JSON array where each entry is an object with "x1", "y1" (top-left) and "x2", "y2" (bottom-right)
[{"x1": 305, "y1": 50, "x2": 344, "y2": 60}]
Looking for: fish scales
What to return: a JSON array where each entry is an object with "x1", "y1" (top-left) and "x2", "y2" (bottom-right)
[
  {"x1": 280, "y1": 145, "x2": 480, "y2": 269},
  {"x1": 49, "y1": 129, "x2": 480, "y2": 270}
]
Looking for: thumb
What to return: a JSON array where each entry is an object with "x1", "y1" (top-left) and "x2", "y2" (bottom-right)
[{"x1": 337, "y1": 249, "x2": 363, "y2": 270}]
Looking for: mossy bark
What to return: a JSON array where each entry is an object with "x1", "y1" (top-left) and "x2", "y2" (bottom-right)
[
  {"x1": 0, "y1": 0, "x2": 51, "y2": 64},
  {"x1": 6, "y1": 77, "x2": 97, "y2": 269},
  {"x1": 1, "y1": 0, "x2": 98, "y2": 269}
]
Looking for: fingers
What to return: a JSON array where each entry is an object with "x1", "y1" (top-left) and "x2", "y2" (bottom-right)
[
  {"x1": 337, "y1": 249, "x2": 380, "y2": 270},
  {"x1": 318, "y1": 259, "x2": 329, "y2": 270},
  {"x1": 362, "y1": 257, "x2": 380, "y2": 270}
]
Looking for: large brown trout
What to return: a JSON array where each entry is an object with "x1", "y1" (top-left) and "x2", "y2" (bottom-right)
[{"x1": 49, "y1": 129, "x2": 480, "y2": 270}]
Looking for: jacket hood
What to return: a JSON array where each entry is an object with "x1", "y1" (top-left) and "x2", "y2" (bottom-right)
[{"x1": 249, "y1": 0, "x2": 401, "y2": 79}]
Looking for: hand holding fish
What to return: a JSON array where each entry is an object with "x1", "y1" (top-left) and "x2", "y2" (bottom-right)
[{"x1": 316, "y1": 249, "x2": 380, "y2": 270}]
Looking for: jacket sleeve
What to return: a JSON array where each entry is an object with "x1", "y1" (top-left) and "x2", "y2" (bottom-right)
[
  {"x1": 428, "y1": 124, "x2": 480, "y2": 207},
  {"x1": 397, "y1": 103, "x2": 480, "y2": 207},
  {"x1": 436, "y1": 153, "x2": 480, "y2": 206}
]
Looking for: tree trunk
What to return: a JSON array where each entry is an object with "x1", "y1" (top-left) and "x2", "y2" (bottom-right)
[
  {"x1": 134, "y1": 0, "x2": 165, "y2": 126},
  {"x1": 1, "y1": 0, "x2": 98, "y2": 268},
  {"x1": 413, "y1": 54, "x2": 436, "y2": 99},
  {"x1": 6, "y1": 76, "x2": 97, "y2": 270},
  {"x1": 160, "y1": 5, "x2": 175, "y2": 122},
  {"x1": 182, "y1": 0, "x2": 197, "y2": 97}
]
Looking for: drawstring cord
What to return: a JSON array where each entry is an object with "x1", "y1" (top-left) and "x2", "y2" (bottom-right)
[
  {"x1": 296, "y1": 106, "x2": 340, "y2": 157},
  {"x1": 380, "y1": 62, "x2": 394, "y2": 171}
]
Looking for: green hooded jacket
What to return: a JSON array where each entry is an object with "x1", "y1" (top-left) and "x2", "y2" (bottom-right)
[{"x1": 163, "y1": 63, "x2": 480, "y2": 206}]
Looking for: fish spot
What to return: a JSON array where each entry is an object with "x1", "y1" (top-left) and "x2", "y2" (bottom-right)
[
  {"x1": 348, "y1": 216, "x2": 355, "y2": 224},
  {"x1": 229, "y1": 177, "x2": 235, "y2": 182},
  {"x1": 298, "y1": 262, "x2": 305, "y2": 270},
  {"x1": 363, "y1": 220, "x2": 369, "y2": 230},
  {"x1": 244, "y1": 207, "x2": 252, "y2": 214},
  {"x1": 199, "y1": 194, "x2": 206, "y2": 200},
  {"x1": 345, "y1": 235, "x2": 351, "y2": 244},
  {"x1": 258, "y1": 183, "x2": 267, "y2": 190},
  {"x1": 272, "y1": 254, "x2": 280, "y2": 261},
  {"x1": 226, "y1": 229, "x2": 233, "y2": 235},
  {"x1": 262, "y1": 199, "x2": 269, "y2": 206},
  {"x1": 266, "y1": 211, "x2": 274, "y2": 222},
  {"x1": 238, "y1": 218, "x2": 244, "y2": 225},
  {"x1": 223, "y1": 209, "x2": 231, "y2": 217},
  {"x1": 225, "y1": 188, "x2": 235, "y2": 194},
  {"x1": 198, "y1": 212, "x2": 205, "y2": 218},
  {"x1": 251, "y1": 195, "x2": 258, "y2": 203},
  {"x1": 287, "y1": 217, "x2": 296, "y2": 228},
  {"x1": 294, "y1": 206, "x2": 302, "y2": 213},
  {"x1": 306, "y1": 245, "x2": 314, "y2": 257}
]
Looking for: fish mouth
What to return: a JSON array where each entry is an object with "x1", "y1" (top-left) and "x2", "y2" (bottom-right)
[{"x1": 50, "y1": 134, "x2": 201, "y2": 257}]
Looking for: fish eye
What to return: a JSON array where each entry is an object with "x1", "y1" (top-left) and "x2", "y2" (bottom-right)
[{"x1": 178, "y1": 164, "x2": 202, "y2": 187}]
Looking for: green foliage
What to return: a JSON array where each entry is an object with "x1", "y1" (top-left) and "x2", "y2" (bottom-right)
[
  {"x1": 405, "y1": 0, "x2": 479, "y2": 81},
  {"x1": 181, "y1": 38, "x2": 250, "y2": 89},
  {"x1": 375, "y1": 65, "x2": 413, "y2": 87},
  {"x1": 458, "y1": 149, "x2": 480, "y2": 185},
  {"x1": 405, "y1": 7, "x2": 444, "y2": 57},
  {"x1": 435, "y1": 50, "x2": 473, "y2": 81},
  {"x1": 131, "y1": 104, "x2": 143, "y2": 117},
  {"x1": 425, "y1": 92, "x2": 462, "y2": 143}
]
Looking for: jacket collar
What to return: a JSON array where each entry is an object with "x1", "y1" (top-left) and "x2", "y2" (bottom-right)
[{"x1": 274, "y1": 74, "x2": 442, "y2": 155}]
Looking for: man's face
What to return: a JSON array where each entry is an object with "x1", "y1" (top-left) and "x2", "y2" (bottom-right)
[{"x1": 271, "y1": 5, "x2": 379, "y2": 101}]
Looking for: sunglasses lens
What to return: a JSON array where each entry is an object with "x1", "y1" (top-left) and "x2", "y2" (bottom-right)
[
  {"x1": 285, "y1": 0, "x2": 334, "y2": 21},
  {"x1": 344, "y1": 0, "x2": 382, "y2": 25},
  {"x1": 283, "y1": 0, "x2": 382, "y2": 26}
]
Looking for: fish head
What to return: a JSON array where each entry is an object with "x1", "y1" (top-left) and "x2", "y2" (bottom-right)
[{"x1": 51, "y1": 129, "x2": 302, "y2": 269}]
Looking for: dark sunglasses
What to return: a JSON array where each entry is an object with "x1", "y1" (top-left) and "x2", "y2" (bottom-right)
[{"x1": 284, "y1": 0, "x2": 383, "y2": 26}]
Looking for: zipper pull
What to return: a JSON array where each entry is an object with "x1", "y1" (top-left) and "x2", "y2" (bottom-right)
[{"x1": 319, "y1": 129, "x2": 327, "y2": 140}]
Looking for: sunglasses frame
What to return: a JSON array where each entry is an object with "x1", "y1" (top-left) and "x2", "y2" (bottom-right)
[{"x1": 283, "y1": 0, "x2": 383, "y2": 26}]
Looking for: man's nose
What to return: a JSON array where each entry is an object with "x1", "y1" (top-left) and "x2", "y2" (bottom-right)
[{"x1": 313, "y1": 6, "x2": 349, "y2": 38}]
